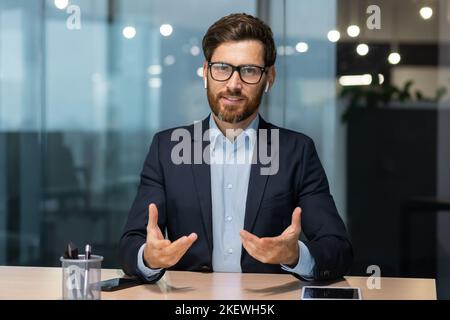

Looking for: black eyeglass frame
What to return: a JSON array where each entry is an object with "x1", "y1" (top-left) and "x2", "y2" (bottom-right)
[{"x1": 207, "y1": 61, "x2": 268, "y2": 84}]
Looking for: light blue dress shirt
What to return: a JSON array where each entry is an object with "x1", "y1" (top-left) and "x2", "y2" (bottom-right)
[{"x1": 137, "y1": 113, "x2": 315, "y2": 280}]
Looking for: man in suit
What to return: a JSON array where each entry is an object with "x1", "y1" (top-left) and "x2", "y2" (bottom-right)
[{"x1": 120, "y1": 13, "x2": 352, "y2": 283}]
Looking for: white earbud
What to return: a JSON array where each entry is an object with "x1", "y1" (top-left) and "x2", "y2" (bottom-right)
[
  {"x1": 265, "y1": 82, "x2": 270, "y2": 93},
  {"x1": 204, "y1": 78, "x2": 207, "y2": 89}
]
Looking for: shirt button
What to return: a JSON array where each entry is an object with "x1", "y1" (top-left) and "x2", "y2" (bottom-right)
[
  {"x1": 226, "y1": 184, "x2": 233, "y2": 189},
  {"x1": 226, "y1": 216, "x2": 233, "y2": 222},
  {"x1": 227, "y1": 248, "x2": 233, "y2": 254}
]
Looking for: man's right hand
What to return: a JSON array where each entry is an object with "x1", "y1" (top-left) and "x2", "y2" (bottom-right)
[{"x1": 143, "y1": 203, "x2": 198, "y2": 269}]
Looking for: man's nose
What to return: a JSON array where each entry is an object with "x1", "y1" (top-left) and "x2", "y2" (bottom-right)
[{"x1": 226, "y1": 70, "x2": 243, "y2": 92}]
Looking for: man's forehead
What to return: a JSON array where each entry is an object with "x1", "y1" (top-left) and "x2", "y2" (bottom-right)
[{"x1": 210, "y1": 40, "x2": 265, "y2": 65}]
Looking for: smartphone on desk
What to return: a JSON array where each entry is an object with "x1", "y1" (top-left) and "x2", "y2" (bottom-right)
[
  {"x1": 301, "y1": 286, "x2": 362, "y2": 300},
  {"x1": 100, "y1": 277, "x2": 143, "y2": 292}
]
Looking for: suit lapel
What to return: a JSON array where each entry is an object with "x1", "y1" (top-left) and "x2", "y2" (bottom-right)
[
  {"x1": 190, "y1": 116, "x2": 213, "y2": 253},
  {"x1": 243, "y1": 117, "x2": 271, "y2": 233}
]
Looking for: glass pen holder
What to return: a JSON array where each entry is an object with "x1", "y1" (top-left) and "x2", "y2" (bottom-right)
[{"x1": 60, "y1": 255, "x2": 103, "y2": 300}]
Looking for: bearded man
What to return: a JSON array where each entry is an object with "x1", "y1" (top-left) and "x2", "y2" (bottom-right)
[{"x1": 120, "y1": 13, "x2": 353, "y2": 283}]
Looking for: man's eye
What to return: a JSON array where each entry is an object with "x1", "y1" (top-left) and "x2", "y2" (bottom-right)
[
  {"x1": 242, "y1": 67, "x2": 258, "y2": 76},
  {"x1": 216, "y1": 64, "x2": 230, "y2": 72}
]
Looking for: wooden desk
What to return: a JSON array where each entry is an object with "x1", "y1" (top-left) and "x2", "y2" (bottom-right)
[{"x1": 0, "y1": 266, "x2": 436, "y2": 300}]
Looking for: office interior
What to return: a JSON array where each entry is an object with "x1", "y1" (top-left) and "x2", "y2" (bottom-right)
[{"x1": 0, "y1": 0, "x2": 449, "y2": 299}]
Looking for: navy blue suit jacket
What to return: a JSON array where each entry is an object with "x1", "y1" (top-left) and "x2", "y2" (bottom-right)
[{"x1": 119, "y1": 115, "x2": 353, "y2": 282}]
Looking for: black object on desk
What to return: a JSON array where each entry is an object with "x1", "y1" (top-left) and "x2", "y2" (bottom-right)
[{"x1": 100, "y1": 278, "x2": 143, "y2": 291}]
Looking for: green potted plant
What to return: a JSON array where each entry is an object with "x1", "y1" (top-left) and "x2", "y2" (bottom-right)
[{"x1": 339, "y1": 78, "x2": 447, "y2": 123}]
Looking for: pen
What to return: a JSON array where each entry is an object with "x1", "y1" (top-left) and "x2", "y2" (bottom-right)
[
  {"x1": 85, "y1": 244, "x2": 91, "y2": 260},
  {"x1": 64, "y1": 242, "x2": 79, "y2": 259},
  {"x1": 83, "y1": 244, "x2": 91, "y2": 299}
]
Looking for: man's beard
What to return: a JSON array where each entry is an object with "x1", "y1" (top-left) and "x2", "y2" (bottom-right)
[{"x1": 207, "y1": 86, "x2": 264, "y2": 124}]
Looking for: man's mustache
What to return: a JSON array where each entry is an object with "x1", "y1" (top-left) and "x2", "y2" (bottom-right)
[{"x1": 218, "y1": 91, "x2": 246, "y2": 99}]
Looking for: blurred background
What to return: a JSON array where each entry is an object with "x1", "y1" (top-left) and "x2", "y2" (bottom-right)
[{"x1": 0, "y1": 0, "x2": 449, "y2": 298}]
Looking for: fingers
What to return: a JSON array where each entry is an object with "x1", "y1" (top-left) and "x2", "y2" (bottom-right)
[
  {"x1": 145, "y1": 233, "x2": 198, "y2": 269},
  {"x1": 163, "y1": 233, "x2": 197, "y2": 257},
  {"x1": 291, "y1": 207, "x2": 301, "y2": 227},
  {"x1": 147, "y1": 204, "x2": 165, "y2": 240},
  {"x1": 168, "y1": 233, "x2": 198, "y2": 262},
  {"x1": 240, "y1": 225, "x2": 299, "y2": 265},
  {"x1": 187, "y1": 232, "x2": 198, "y2": 242},
  {"x1": 150, "y1": 239, "x2": 171, "y2": 249},
  {"x1": 145, "y1": 204, "x2": 198, "y2": 268},
  {"x1": 241, "y1": 237, "x2": 259, "y2": 260},
  {"x1": 240, "y1": 229, "x2": 260, "y2": 243},
  {"x1": 240, "y1": 230, "x2": 273, "y2": 263},
  {"x1": 279, "y1": 207, "x2": 302, "y2": 237},
  {"x1": 240, "y1": 231, "x2": 264, "y2": 253},
  {"x1": 148, "y1": 203, "x2": 159, "y2": 228},
  {"x1": 156, "y1": 233, "x2": 197, "y2": 267},
  {"x1": 241, "y1": 230, "x2": 278, "y2": 248},
  {"x1": 290, "y1": 207, "x2": 302, "y2": 233}
]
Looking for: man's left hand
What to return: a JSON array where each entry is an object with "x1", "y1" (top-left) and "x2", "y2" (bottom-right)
[{"x1": 240, "y1": 207, "x2": 302, "y2": 265}]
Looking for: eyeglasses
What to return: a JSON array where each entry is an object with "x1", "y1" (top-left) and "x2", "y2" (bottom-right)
[{"x1": 208, "y1": 62, "x2": 267, "y2": 84}]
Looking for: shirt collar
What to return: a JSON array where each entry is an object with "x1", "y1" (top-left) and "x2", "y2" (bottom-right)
[{"x1": 209, "y1": 113, "x2": 259, "y2": 151}]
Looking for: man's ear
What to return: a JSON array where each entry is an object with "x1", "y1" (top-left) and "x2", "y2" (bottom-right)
[{"x1": 267, "y1": 65, "x2": 276, "y2": 89}]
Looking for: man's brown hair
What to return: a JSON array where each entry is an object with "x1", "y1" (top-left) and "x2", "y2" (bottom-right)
[{"x1": 202, "y1": 13, "x2": 277, "y2": 67}]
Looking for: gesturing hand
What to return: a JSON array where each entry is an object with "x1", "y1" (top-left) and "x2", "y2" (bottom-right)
[
  {"x1": 143, "y1": 203, "x2": 198, "y2": 269},
  {"x1": 240, "y1": 207, "x2": 302, "y2": 265}
]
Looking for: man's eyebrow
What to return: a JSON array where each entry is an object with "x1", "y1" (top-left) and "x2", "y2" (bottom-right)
[{"x1": 211, "y1": 61, "x2": 263, "y2": 67}]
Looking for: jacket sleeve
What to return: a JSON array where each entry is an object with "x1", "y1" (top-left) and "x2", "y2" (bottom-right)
[
  {"x1": 119, "y1": 133, "x2": 167, "y2": 283},
  {"x1": 294, "y1": 138, "x2": 353, "y2": 281}
]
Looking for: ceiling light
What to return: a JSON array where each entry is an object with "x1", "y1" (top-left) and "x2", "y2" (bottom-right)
[
  {"x1": 327, "y1": 30, "x2": 340, "y2": 42},
  {"x1": 420, "y1": 7, "x2": 433, "y2": 20},
  {"x1": 356, "y1": 44, "x2": 369, "y2": 56},
  {"x1": 160, "y1": 24, "x2": 173, "y2": 37},
  {"x1": 388, "y1": 52, "x2": 401, "y2": 64},
  {"x1": 347, "y1": 25, "x2": 360, "y2": 38},
  {"x1": 295, "y1": 42, "x2": 309, "y2": 53},
  {"x1": 122, "y1": 26, "x2": 136, "y2": 39}
]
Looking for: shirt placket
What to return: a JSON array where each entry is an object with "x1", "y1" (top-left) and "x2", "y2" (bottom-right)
[{"x1": 223, "y1": 139, "x2": 238, "y2": 265}]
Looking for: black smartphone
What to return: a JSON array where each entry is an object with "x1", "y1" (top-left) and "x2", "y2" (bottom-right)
[
  {"x1": 301, "y1": 286, "x2": 362, "y2": 300},
  {"x1": 100, "y1": 278, "x2": 143, "y2": 292}
]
